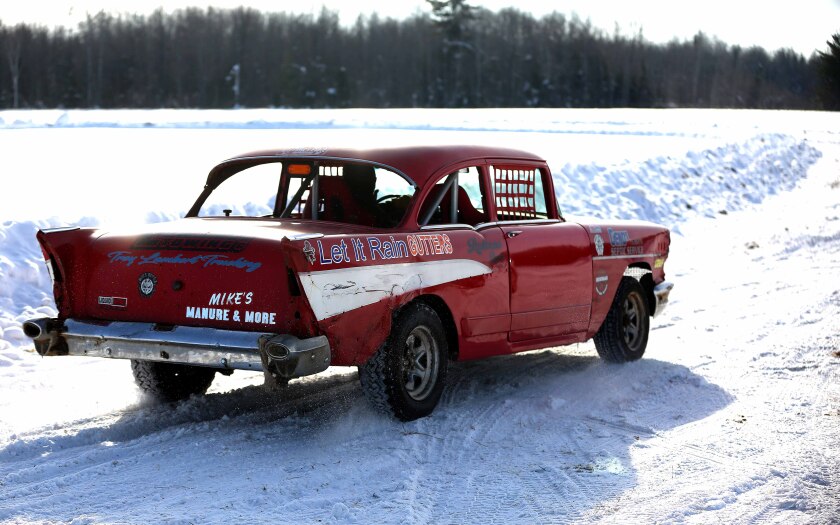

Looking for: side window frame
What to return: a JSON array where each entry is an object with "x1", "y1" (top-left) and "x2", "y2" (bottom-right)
[
  {"x1": 486, "y1": 163, "x2": 559, "y2": 223},
  {"x1": 418, "y1": 164, "x2": 492, "y2": 228}
]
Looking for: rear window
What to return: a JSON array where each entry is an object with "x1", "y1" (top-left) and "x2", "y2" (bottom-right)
[
  {"x1": 198, "y1": 160, "x2": 415, "y2": 228},
  {"x1": 199, "y1": 163, "x2": 280, "y2": 217},
  {"x1": 280, "y1": 163, "x2": 414, "y2": 228}
]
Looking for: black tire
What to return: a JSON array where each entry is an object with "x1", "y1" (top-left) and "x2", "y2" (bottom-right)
[
  {"x1": 594, "y1": 277, "x2": 650, "y2": 363},
  {"x1": 359, "y1": 303, "x2": 448, "y2": 421},
  {"x1": 130, "y1": 360, "x2": 216, "y2": 402}
]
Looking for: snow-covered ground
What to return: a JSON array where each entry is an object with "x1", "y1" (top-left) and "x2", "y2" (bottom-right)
[{"x1": 0, "y1": 109, "x2": 837, "y2": 524}]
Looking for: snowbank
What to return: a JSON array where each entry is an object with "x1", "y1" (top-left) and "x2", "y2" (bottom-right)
[{"x1": 558, "y1": 134, "x2": 821, "y2": 230}]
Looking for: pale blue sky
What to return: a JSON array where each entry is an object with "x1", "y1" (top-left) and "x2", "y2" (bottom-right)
[{"x1": 2, "y1": 0, "x2": 838, "y2": 56}]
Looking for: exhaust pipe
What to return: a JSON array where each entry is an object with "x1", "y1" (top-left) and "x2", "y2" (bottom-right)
[
  {"x1": 265, "y1": 339, "x2": 291, "y2": 361},
  {"x1": 23, "y1": 317, "x2": 53, "y2": 341},
  {"x1": 22, "y1": 317, "x2": 65, "y2": 356},
  {"x1": 260, "y1": 335, "x2": 295, "y2": 378},
  {"x1": 258, "y1": 334, "x2": 329, "y2": 380}
]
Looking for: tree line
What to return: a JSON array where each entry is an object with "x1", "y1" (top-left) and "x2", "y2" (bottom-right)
[{"x1": 0, "y1": 3, "x2": 833, "y2": 110}]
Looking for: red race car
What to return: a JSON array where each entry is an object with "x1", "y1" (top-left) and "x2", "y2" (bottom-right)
[{"x1": 24, "y1": 145, "x2": 673, "y2": 421}]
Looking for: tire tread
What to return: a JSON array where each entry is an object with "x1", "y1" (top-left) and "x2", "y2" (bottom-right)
[
  {"x1": 594, "y1": 277, "x2": 650, "y2": 363},
  {"x1": 359, "y1": 302, "x2": 447, "y2": 421},
  {"x1": 131, "y1": 360, "x2": 216, "y2": 402}
]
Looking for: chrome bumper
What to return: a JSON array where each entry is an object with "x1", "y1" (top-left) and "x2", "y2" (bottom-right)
[
  {"x1": 652, "y1": 281, "x2": 674, "y2": 318},
  {"x1": 22, "y1": 318, "x2": 331, "y2": 379}
]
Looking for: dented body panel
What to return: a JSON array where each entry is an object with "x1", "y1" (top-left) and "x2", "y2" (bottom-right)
[{"x1": 25, "y1": 145, "x2": 672, "y2": 378}]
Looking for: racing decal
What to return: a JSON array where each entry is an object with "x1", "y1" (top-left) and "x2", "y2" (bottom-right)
[
  {"x1": 209, "y1": 292, "x2": 253, "y2": 306},
  {"x1": 594, "y1": 234, "x2": 605, "y2": 256},
  {"x1": 185, "y1": 306, "x2": 276, "y2": 325},
  {"x1": 98, "y1": 296, "x2": 128, "y2": 308},
  {"x1": 606, "y1": 228, "x2": 643, "y2": 256},
  {"x1": 299, "y1": 259, "x2": 492, "y2": 321},
  {"x1": 132, "y1": 236, "x2": 249, "y2": 253},
  {"x1": 314, "y1": 234, "x2": 453, "y2": 266},
  {"x1": 610, "y1": 244, "x2": 645, "y2": 256},
  {"x1": 317, "y1": 239, "x2": 355, "y2": 264},
  {"x1": 138, "y1": 272, "x2": 157, "y2": 297},
  {"x1": 467, "y1": 238, "x2": 502, "y2": 256},
  {"x1": 608, "y1": 228, "x2": 630, "y2": 246},
  {"x1": 303, "y1": 241, "x2": 317, "y2": 264},
  {"x1": 185, "y1": 292, "x2": 274, "y2": 324},
  {"x1": 406, "y1": 234, "x2": 453, "y2": 256},
  {"x1": 108, "y1": 251, "x2": 262, "y2": 273},
  {"x1": 595, "y1": 272, "x2": 609, "y2": 296}
]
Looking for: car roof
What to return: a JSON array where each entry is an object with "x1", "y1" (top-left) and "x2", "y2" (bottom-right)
[{"x1": 211, "y1": 145, "x2": 547, "y2": 187}]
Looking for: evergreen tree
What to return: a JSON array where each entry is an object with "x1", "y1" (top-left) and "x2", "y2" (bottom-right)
[
  {"x1": 426, "y1": 0, "x2": 475, "y2": 106},
  {"x1": 0, "y1": 7, "x2": 823, "y2": 110},
  {"x1": 817, "y1": 33, "x2": 840, "y2": 110}
]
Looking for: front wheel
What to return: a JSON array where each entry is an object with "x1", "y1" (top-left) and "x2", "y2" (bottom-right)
[
  {"x1": 594, "y1": 277, "x2": 650, "y2": 363},
  {"x1": 359, "y1": 303, "x2": 448, "y2": 421},
  {"x1": 131, "y1": 360, "x2": 216, "y2": 402}
]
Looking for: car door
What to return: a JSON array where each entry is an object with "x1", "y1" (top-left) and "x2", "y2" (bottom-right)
[
  {"x1": 490, "y1": 164, "x2": 592, "y2": 342},
  {"x1": 417, "y1": 165, "x2": 512, "y2": 350}
]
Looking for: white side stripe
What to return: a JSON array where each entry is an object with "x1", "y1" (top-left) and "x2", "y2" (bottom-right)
[{"x1": 298, "y1": 259, "x2": 492, "y2": 321}]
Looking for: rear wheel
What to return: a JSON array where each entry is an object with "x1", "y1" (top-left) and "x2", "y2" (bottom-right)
[
  {"x1": 359, "y1": 303, "x2": 448, "y2": 421},
  {"x1": 594, "y1": 277, "x2": 650, "y2": 363},
  {"x1": 131, "y1": 360, "x2": 216, "y2": 402}
]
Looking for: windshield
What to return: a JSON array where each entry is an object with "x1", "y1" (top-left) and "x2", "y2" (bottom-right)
[{"x1": 197, "y1": 160, "x2": 415, "y2": 228}]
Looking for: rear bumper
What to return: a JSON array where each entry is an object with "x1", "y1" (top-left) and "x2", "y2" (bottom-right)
[
  {"x1": 652, "y1": 281, "x2": 674, "y2": 318},
  {"x1": 22, "y1": 318, "x2": 330, "y2": 379}
]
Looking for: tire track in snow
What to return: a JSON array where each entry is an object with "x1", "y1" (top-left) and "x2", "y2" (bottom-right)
[
  {"x1": 0, "y1": 371, "x2": 363, "y2": 511},
  {"x1": 399, "y1": 358, "x2": 549, "y2": 524},
  {"x1": 1, "y1": 370, "x2": 360, "y2": 462},
  {"x1": 415, "y1": 350, "x2": 662, "y2": 524},
  {"x1": 452, "y1": 351, "x2": 594, "y2": 523}
]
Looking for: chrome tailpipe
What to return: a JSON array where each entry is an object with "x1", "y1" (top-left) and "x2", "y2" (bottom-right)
[
  {"x1": 259, "y1": 334, "x2": 330, "y2": 379},
  {"x1": 23, "y1": 318, "x2": 51, "y2": 340},
  {"x1": 22, "y1": 317, "x2": 66, "y2": 356}
]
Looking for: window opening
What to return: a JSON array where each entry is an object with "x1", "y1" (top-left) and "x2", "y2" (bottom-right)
[
  {"x1": 198, "y1": 162, "x2": 281, "y2": 217},
  {"x1": 491, "y1": 166, "x2": 547, "y2": 221},
  {"x1": 420, "y1": 167, "x2": 488, "y2": 226},
  {"x1": 279, "y1": 162, "x2": 413, "y2": 227}
]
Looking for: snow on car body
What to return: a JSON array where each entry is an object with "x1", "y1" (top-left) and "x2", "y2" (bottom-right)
[{"x1": 24, "y1": 145, "x2": 673, "y2": 420}]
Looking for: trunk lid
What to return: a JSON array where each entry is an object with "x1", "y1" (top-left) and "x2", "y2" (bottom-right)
[{"x1": 39, "y1": 218, "x2": 358, "y2": 334}]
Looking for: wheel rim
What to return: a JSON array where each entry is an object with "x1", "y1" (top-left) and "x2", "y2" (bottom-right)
[
  {"x1": 402, "y1": 325, "x2": 439, "y2": 401},
  {"x1": 622, "y1": 291, "x2": 645, "y2": 352}
]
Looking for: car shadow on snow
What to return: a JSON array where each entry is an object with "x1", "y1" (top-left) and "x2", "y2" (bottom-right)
[{"x1": 0, "y1": 345, "x2": 731, "y2": 524}]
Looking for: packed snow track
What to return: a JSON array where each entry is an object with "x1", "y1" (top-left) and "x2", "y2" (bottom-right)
[{"x1": 0, "y1": 109, "x2": 837, "y2": 524}]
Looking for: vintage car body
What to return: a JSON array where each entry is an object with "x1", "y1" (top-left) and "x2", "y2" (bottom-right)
[{"x1": 25, "y1": 145, "x2": 673, "y2": 420}]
